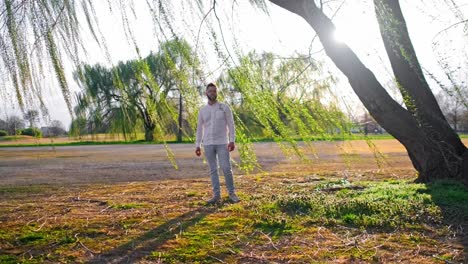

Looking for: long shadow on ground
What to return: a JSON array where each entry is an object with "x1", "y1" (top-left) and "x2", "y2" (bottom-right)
[
  {"x1": 424, "y1": 181, "x2": 468, "y2": 262},
  {"x1": 86, "y1": 206, "x2": 216, "y2": 264}
]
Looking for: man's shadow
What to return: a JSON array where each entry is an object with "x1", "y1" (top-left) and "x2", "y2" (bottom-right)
[{"x1": 86, "y1": 205, "x2": 219, "y2": 264}]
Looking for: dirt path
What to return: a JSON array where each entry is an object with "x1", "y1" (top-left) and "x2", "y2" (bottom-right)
[{"x1": 0, "y1": 139, "x2": 434, "y2": 185}]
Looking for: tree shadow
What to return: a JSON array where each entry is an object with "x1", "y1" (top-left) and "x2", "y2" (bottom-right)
[
  {"x1": 86, "y1": 205, "x2": 218, "y2": 264},
  {"x1": 423, "y1": 181, "x2": 468, "y2": 261}
]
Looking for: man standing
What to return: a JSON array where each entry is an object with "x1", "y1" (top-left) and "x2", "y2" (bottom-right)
[{"x1": 195, "y1": 83, "x2": 240, "y2": 204}]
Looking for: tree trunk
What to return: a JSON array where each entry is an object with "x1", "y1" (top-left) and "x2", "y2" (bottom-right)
[
  {"x1": 135, "y1": 104, "x2": 156, "y2": 142},
  {"x1": 144, "y1": 125, "x2": 155, "y2": 141},
  {"x1": 269, "y1": 0, "x2": 468, "y2": 184},
  {"x1": 373, "y1": 0, "x2": 466, "y2": 178},
  {"x1": 140, "y1": 110, "x2": 155, "y2": 142},
  {"x1": 178, "y1": 93, "x2": 183, "y2": 142},
  {"x1": 453, "y1": 110, "x2": 458, "y2": 132}
]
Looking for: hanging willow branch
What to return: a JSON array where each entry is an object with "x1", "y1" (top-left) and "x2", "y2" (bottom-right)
[{"x1": 7, "y1": 0, "x2": 464, "y2": 174}]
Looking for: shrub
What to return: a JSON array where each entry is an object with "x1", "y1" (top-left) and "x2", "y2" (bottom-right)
[
  {"x1": 21, "y1": 128, "x2": 42, "y2": 138},
  {"x1": 0, "y1": 130, "x2": 7, "y2": 136}
]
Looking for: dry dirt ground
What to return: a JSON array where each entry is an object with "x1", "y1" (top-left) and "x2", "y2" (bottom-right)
[{"x1": 0, "y1": 139, "x2": 425, "y2": 186}]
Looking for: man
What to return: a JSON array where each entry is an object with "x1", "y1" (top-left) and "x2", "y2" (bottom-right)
[{"x1": 195, "y1": 83, "x2": 240, "y2": 204}]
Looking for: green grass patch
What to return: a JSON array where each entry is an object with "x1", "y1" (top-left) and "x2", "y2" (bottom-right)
[
  {"x1": 110, "y1": 203, "x2": 145, "y2": 210},
  {"x1": 185, "y1": 191, "x2": 198, "y2": 197},
  {"x1": 315, "y1": 178, "x2": 353, "y2": 191},
  {"x1": 249, "y1": 134, "x2": 396, "y2": 142},
  {"x1": 423, "y1": 180, "x2": 468, "y2": 207},
  {"x1": 0, "y1": 133, "x2": 400, "y2": 148},
  {"x1": 0, "y1": 185, "x2": 51, "y2": 195},
  {"x1": 276, "y1": 181, "x2": 442, "y2": 229},
  {"x1": 422, "y1": 180, "x2": 468, "y2": 226},
  {"x1": 1, "y1": 133, "x2": 466, "y2": 148},
  {"x1": 0, "y1": 139, "x2": 194, "y2": 148},
  {"x1": 0, "y1": 255, "x2": 19, "y2": 264},
  {"x1": 16, "y1": 226, "x2": 78, "y2": 247},
  {"x1": 18, "y1": 232, "x2": 45, "y2": 244},
  {"x1": 253, "y1": 217, "x2": 301, "y2": 237},
  {"x1": 0, "y1": 135, "x2": 33, "y2": 141},
  {"x1": 153, "y1": 214, "x2": 251, "y2": 263}
]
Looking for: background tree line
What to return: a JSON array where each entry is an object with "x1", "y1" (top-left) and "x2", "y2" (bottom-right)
[
  {"x1": 0, "y1": 110, "x2": 66, "y2": 137},
  {"x1": 71, "y1": 39, "x2": 352, "y2": 146}
]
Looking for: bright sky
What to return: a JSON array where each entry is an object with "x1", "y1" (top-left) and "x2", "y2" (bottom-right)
[{"x1": 1, "y1": 0, "x2": 467, "y2": 127}]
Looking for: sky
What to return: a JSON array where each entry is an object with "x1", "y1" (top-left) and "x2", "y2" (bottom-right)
[{"x1": 1, "y1": 0, "x2": 467, "y2": 128}]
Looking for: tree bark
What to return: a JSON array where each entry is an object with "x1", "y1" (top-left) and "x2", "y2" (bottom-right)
[
  {"x1": 374, "y1": 0, "x2": 466, "y2": 156},
  {"x1": 269, "y1": 0, "x2": 468, "y2": 184},
  {"x1": 143, "y1": 114, "x2": 155, "y2": 142},
  {"x1": 178, "y1": 93, "x2": 183, "y2": 142},
  {"x1": 144, "y1": 126, "x2": 155, "y2": 142},
  {"x1": 135, "y1": 103, "x2": 155, "y2": 142}
]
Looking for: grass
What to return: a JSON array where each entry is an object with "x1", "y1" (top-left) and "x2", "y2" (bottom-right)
[
  {"x1": 2, "y1": 133, "x2": 467, "y2": 148},
  {"x1": 110, "y1": 203, "x2": 145, "y2": 210},
  {"x1": 0, "y1": 133, "x2": 395, "y2": 148},
  {"x1": 0, "y1": 139, "x2": 189, "y2": 148},
  {"x1": 0, "y1": 173, "x2": 466, "y2": 263},
  {"x1": 251, "y1": 133, "x2": 396, "y2": 142},
  {"x1": 276, "y1": 181, "x2": 442, "y2": 229},
  {"x1": 0, "y1": 135, "x2": 34, "y2": 141},
  {"x1": 1, "y1": 133, "x2": 467, "y2": 148}
]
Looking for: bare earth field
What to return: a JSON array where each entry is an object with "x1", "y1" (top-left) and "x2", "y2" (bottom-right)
[
  {"x1": 0, "y1": 139, "x2": 467, "y2": 263},
  {"x1": 0, "y1": 139, "x2": 417, "y2": 185}
]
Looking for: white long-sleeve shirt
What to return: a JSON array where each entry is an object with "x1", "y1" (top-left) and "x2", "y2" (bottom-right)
[{"x1": 195, "y1": 102, "x2": 235, "y2": 148}]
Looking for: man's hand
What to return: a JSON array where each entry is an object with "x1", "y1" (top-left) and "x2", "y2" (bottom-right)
[
  {"x1": 228, "y1": 142, "x2": 235, "y2": 152},
  {"x1": 195, "y1": 147, "x2": 201, "y2": 156}
]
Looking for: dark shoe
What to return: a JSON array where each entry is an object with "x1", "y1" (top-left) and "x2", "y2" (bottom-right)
[
  {"x1": 206, "y1": 196, "x2": 221, "y2": 205},
  {"x1": 228, "y1": 193, "x2": 240, "y2": 203}
]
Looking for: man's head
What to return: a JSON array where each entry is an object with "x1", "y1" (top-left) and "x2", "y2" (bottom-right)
[{"x1": 206, "y1": 82, "x2": 217, "y2": 103}]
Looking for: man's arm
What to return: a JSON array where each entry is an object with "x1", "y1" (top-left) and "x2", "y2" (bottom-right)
[
  {"x1": 195, "y1": 110, "x2": 203, "y2": 156},
  {"x1": 225, "y1": 104, "x2": 236, "y2": 151}
]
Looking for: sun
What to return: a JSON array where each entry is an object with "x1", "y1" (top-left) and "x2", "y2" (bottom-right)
[
  {"x1": 332, "y1": 19, "x2": 381, "y2": 53},
  {"x1": 333, "y1": 28, "x2": 349, "y2": 44}
]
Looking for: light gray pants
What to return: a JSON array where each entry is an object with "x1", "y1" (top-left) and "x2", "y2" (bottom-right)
[{"x1": 204, "y1": 144, "x2": 235, "y2": 197}]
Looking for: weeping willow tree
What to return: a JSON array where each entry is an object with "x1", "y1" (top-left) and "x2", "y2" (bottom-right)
[
  {"x1": 269, "y1": 0, "x2": 467, "y2": 184},
  {"x1": 74, "y1": 38, "x2": 204, "y2": 142},
  {"x1": 221, "y1": 52, "x2": 349, "y2": 144},
  {"x1": 0, "y1": 0, "x2": 85, "y2": 115},
  {"x1": 215, "y1": 51, "x2": 350, "y2": 171},
  {"x1": 1, "y1": 0, "x2": 467, "y2": 182}
]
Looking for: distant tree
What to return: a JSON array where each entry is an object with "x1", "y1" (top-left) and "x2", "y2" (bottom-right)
[
  {"x1": 75, "y1": 38, "x2": 203, "y2": 141},
  {"x1": 23, "y1": 110, "x2": 39, "y2": 128},
  {"x1": 48, "y1": 120, "x2": 66, "y2": 136},
  {"x1": 5, "y1": 116, "x2": 25, "y2": 135},
  {"x1": 0, "y1": 119, "x2": 7, "y2": 132},
  {"x1": 436, "y1": 88, "x2": 468, "y2": 132},
  {"x1": 21, "y1": 127, "x2": 42, "y2": 137},
  {"x1": 358, "y1": 111, "x2": 383, "y2": 135},
  {"x1": 69, "y1": 116, "x2": 88, "y2": 138}
]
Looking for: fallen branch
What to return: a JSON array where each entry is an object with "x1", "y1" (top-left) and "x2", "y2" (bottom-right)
[
  {"x1": 259, "y1": 231, "x2": 279, "y2": 250},
  {"x1": 71, "y1": 197, "x2": 107, "y2": 206},
  {"x1": 208, "y1": 255, "x2": 226, "y2": 263},
  {"x1": 74, "y1": 233, "x2": 99, "y2": 255}
]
